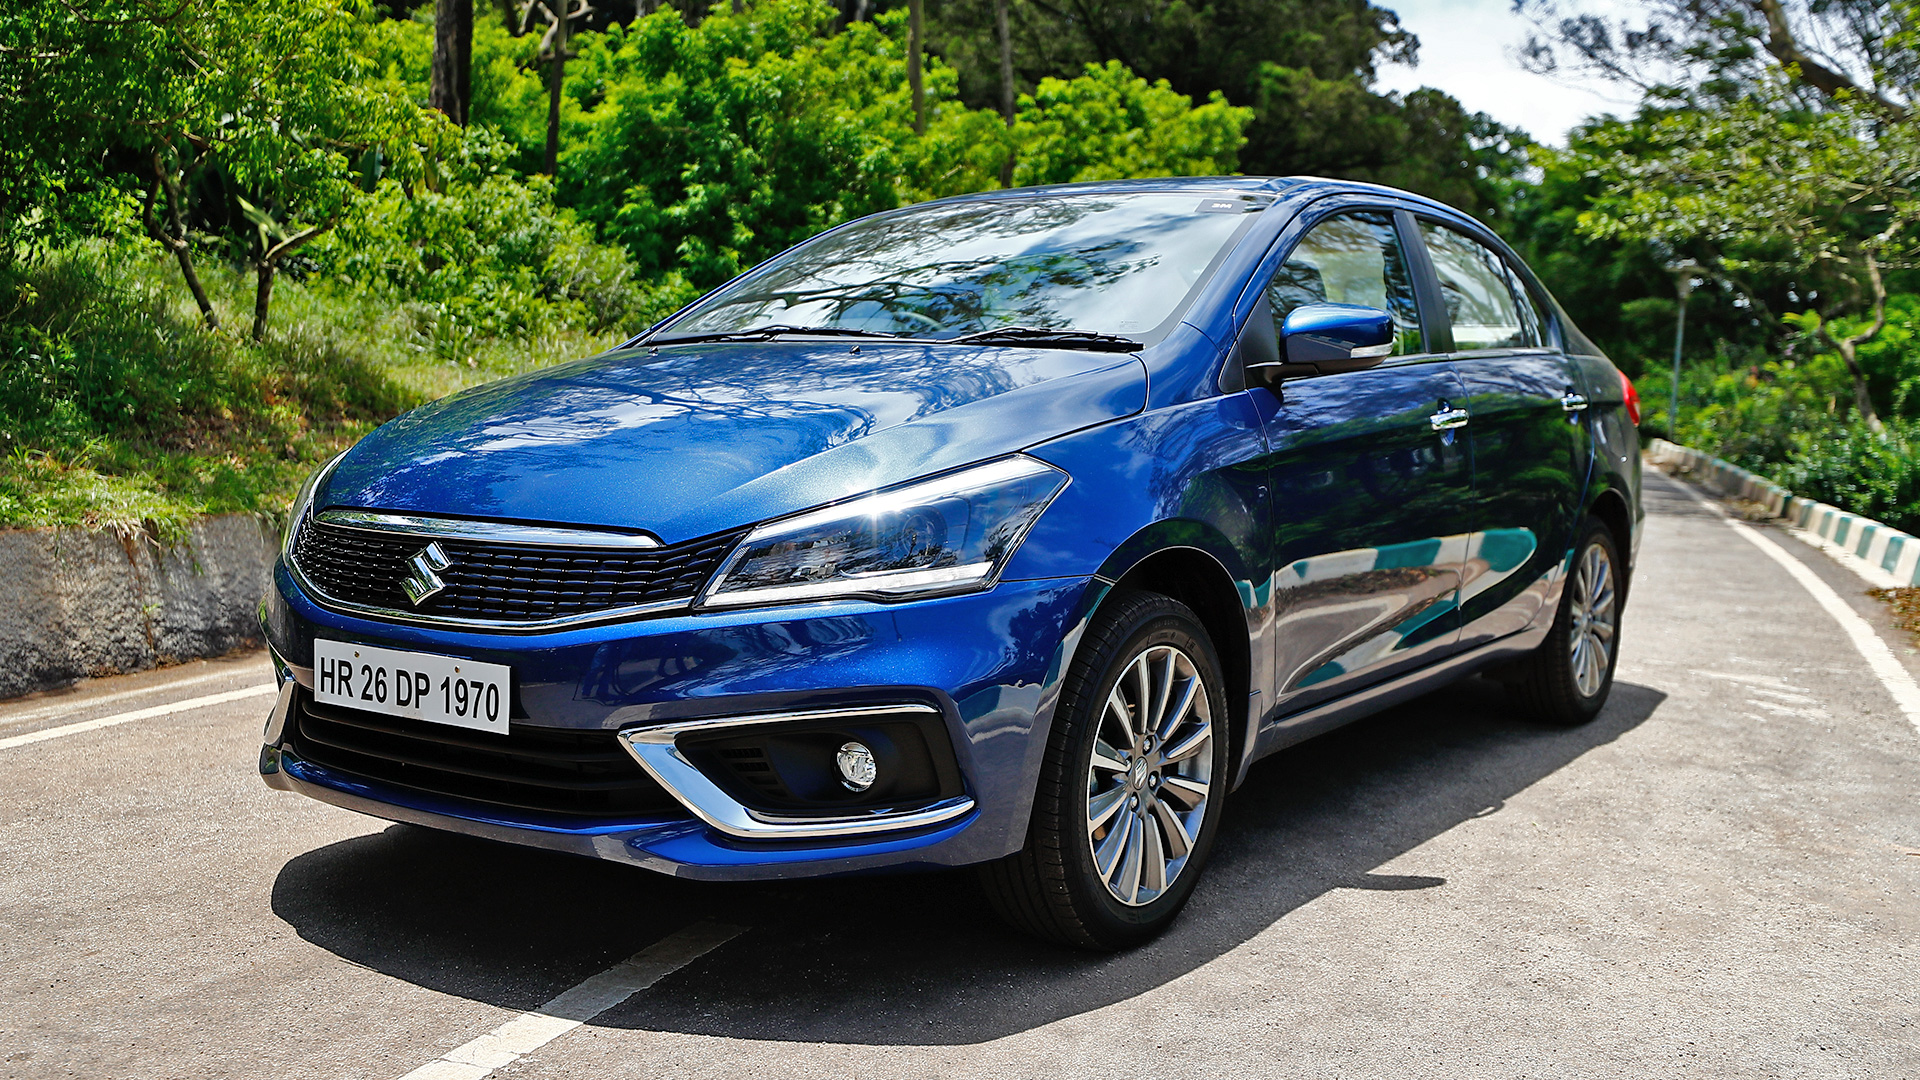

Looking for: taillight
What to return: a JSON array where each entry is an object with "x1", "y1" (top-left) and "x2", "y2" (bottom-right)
[{"x1": 1620, "y1": 370, "x2": 1641, "y2": 425}]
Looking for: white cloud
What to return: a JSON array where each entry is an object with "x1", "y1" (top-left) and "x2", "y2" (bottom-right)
[{"x1": 1372, "y1": 0, "x2": 1642, "y2": 145}]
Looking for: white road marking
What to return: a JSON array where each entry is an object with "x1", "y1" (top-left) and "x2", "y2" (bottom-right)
[
  {"x1": 0, "y1": 684, "x2": 278, "y2": 751},
  {"x1": 1691, "y1": 669, "x2": 1802, "y2": 689},
  {"x1": 1667, "y1": 478, "x2": 1920, "y2": 737},
  {"x1": 1748, "y1": 687, "x2": 1821, "y2": 706},
  {"x1": 1747, "y1": 699, "x2": 1828, "y2": 720},
  {"x1": 396, "y1": 921, "x2": 744, "y2": 1080},
  {"x1": 0, "y1": 666, "x2": 265, "y2": 729}
]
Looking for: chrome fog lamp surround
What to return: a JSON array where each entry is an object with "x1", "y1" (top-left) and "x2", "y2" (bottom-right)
[
  {"x1": 617, "y1": 705, "x2": 974, "y2": 840},
  {"x1": 836, "y1": 741, "x2": 878, "y2": 792},
  {"x1": 697, "y1": 455, "x2": 1070, "y2": 610}
]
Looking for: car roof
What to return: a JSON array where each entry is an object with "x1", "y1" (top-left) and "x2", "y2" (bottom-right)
[{"x1": 918, "y1": 175, "x2": 1471, "y2": 221}]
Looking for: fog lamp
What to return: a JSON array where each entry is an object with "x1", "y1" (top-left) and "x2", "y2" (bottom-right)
[{"x1": 836, "y1": 741, "x2": 878, "y2": 792}]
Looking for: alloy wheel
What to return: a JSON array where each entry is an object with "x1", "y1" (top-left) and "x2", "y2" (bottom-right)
[
  {"x1": 1568, "y1": 541, "x2": 1617, "y2": 698},
  {"x1": 1085, "y1": 643, "x2": 1214, "y2": 907}
]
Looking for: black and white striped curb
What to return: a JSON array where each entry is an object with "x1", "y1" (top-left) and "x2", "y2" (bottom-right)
[{"x1": 1647, "y1": 438, "x2": 1916, "y2": 589}]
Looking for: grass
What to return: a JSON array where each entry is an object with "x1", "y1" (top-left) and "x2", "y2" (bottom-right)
[{"x1": 0, "y1": 244, "x2": 623, "y2": 537}]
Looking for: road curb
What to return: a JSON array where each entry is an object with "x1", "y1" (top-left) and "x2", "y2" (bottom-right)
[
  {"x1": 0, "y1": 515, "x2": 276, "y2": 701},
  {"x1": 1647, "y1": 437, "x2": 1920, "y2": 587}
]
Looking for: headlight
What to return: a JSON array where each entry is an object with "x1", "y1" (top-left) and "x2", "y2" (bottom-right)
[
  {"x1": 282, "y1": 450, "x2": 348, "y2": 560},
  {"x1": 698, "y1": 456, "x2": 1071, "y2": 609}
]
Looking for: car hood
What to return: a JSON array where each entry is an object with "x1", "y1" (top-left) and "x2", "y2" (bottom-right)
[{"x1": 319, "y1": 341, "x2": 1147, "y2": 544}]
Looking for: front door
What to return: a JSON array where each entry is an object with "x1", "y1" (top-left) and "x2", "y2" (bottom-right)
[
  {"x1": 1255, "y1": 209, "x2": 1477, "y2": 714},
  {"x1": 1413, "y1": 219, "x2": 1590, "y2": 647}
]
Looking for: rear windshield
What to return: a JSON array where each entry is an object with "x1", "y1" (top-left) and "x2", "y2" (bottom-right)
[{"x1": 661, "y1": 192, "x2": 1266, "y2": 341}]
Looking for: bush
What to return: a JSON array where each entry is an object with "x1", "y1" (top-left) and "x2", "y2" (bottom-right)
[
  {"x1": 308, "y1": 128, "x2": 664, "y2": 337},
  {"x1": 1777, "y1": 422, "x2": 1920, "y2": 534},
  {"x1": 0, "y1": 245, "x2": 418, "y2": 532},
  {"x1": 0, "y1": 241, "x2": 621, "y2": 532},
  {"x1": 1646, "y1": 349, "x2": 1851, "y2": 475},
  {"x1": 1011, "y1": 60, "x2": 1251, "y2": 187}
]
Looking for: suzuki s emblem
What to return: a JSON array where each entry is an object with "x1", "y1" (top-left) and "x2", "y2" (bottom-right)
[{"x1": 401, "y1": 542, "x2": 452, "y2": 606}]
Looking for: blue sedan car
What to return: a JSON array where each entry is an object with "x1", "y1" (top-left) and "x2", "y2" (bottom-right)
[{"x1": 259, "y1": 176, "x2": 1642, "y2": 949}]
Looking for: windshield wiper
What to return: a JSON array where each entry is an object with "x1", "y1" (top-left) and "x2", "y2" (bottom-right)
[
  {"x1": 644, "y1": 324, "x2": 909, "y2": 346},
  {"x1": 943, "y1": 327, "x2": 1143, "y2": 352}
]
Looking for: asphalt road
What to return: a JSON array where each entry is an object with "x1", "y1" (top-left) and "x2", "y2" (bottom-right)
[{"x1": 3, "y1": 468, "x2": 1916, "y2": 1079}]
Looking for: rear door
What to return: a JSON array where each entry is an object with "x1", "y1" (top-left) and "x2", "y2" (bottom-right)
[
  {"x1": 1409, "y1": 217, "x2": 1591, "y2": 647},
  {"x1": 1254, "y1": 208, "x2": 1476, "y2": 713}
]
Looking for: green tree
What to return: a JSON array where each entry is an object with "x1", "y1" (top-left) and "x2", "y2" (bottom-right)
[
  {"x1": 1006, "y1": 61, "x2": 1250, "y2": 187},
  {"x1": 2, "y1": 0, "x2": 449, "y2": 337},
  {"x1": 924, "y1": 0, "x2": 1519, "y2": 215},
  {"x1": 557, "y1": 0, "x2": 1249, "y2": 292}
]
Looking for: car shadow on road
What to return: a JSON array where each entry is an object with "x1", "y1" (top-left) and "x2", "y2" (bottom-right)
[{"x1": 271, "y1": 675, "x2": 1664, "y2": 1045}]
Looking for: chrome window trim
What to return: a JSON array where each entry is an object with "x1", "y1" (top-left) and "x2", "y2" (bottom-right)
[
  {"x1": 317, "y1": 510, "x2": 661, "y2": 549},
  {"x1": 616, "y1": 705, "x2": 976, "y2": 840}
]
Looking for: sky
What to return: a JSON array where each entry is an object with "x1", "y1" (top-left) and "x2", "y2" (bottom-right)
[{"x1": 1372, "y1": 0, "x2": 1642, "y2": 145}]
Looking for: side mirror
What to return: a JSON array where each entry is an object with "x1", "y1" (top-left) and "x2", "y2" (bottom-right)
[{"x1": 1250, "y1": 303, "x2": 1396, "y2": 384}]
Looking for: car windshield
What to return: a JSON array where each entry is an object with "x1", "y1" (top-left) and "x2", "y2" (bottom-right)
[{"x1": 659, "y1": 192, "x2": 1267, "y2": 342}]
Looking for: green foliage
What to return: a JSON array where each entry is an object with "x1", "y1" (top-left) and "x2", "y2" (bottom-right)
[
  {"x1": 1507, "y1": 119, "x2": 1802, "y2": 378},
  {"x1": 1642, "y1": 294, "x2": 1920, "y2": 535},
  {"x1": 924, "y1": 0, "x2": 1518, "y2": 214},
  {"x1": 0, "y1": 246, "x2": 410, "y2": 531},
  {"x1": 0, "y1": 244, "x2": 619, "y2": 531},
  {"x1": 560, "y1": 4, "x2": 921, "y2": 289},
  {"x1": 1776, "y1": 421, "x2": 1920, "y2": 535},
  {"x1": 1831, "y1": 294, "x2": 1920, "y2": 416},
  {"x1": 310, "y1": 130, "x2": 664, "y2": 336},
  {"x1": 558, "y1": 1, "x2": 1249, "y2": 292},
  {"x1": 1653, "y1": 352, "x2": 1850, "y2": 471},
  {"x1": 1008, "y1": 61, "x2": 1250, "y2": 186},
  {"x1": 1571, "y1": 96, "x2": 1920, "y2": 282}
]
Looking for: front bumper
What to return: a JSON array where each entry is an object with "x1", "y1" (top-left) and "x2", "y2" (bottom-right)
[{"x1": 259, "y1": 564, "x2": 1098, "y2": 880}]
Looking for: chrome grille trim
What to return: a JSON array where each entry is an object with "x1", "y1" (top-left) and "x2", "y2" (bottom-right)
[
  {"x1": 318, "y1": 510, "x2": 661, "y2": 549},
  {"x1": 286, "y1": 511, "x2": 740, "y2": 633}
]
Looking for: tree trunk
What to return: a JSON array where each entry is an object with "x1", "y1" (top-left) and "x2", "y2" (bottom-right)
[
  {"x1": 252, "y1": 262, "x2": 276, "y2": 342},
  {"x1": 1835, "y1": 339, "x2": 1883, "y2": 432},
  {"x1": 1821, "y1": 251, "x2": 1891, "y2": 434},
  {"x1": 248, "y1": 225, "x2": 330, "y2": 343},
  {"x1": 543, "y1": 3, "x2": 568, "y2": 175},
  {"x1": 148, "y1": 156, "x2": 218, "y2": 331},
  {"x1": 908, "y1": 0, "x2": 924, "y2": 135},
  {"x1": 995, "y1": 0, "x2": 1014, "y2": 187},
  {"x1": 429, "y1": 0, "x2": 474, "y2": 125},
  {"x1": 170, "y1": 240, "x2": 217, "y2": 331}
]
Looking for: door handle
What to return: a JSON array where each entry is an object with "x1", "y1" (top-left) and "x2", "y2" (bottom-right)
[
  {"x1": 1560, "y1": 391, "x2": 1590, "y2": 412},
  {"x1": 1429, "y1": 406, "x2": 1470, "y2": 432}
]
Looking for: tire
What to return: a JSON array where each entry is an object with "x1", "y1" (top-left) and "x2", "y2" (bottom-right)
[
  {"x1": 1510, "y1": 518, "x2": 1623, "y2": 726},
  {"x1": 978, "y1": 590, "x2": 1230, "y2": 950}
]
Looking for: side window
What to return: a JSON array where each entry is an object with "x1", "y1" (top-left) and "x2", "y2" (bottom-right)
[
  {"x1": 1417, "y1": 221, "x2": 1540, "y2": 350},
  {"x1": 1270, "y1": 211, "x2": 1423, "y2": 355},
  {"x1": 1513, "y1": 273, "x2": 1547, "y2": 347}
]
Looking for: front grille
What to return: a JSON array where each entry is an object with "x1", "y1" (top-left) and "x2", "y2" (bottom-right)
[
  {"x1": 291, "y1": 516, "x2": 742, "y2": 623},
  {"x1": 286, "y1": 689, "x2": 683, "y2": 819}
]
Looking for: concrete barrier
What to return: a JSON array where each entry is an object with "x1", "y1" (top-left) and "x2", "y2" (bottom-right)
[
  {"x1": 1647, "y1": 437, "x2": 1920, "y2": 586},
  {"x1": 0, "y1": 514, "x2": 277, "y2": 700}
]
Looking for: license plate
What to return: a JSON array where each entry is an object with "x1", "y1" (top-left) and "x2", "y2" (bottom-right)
[{"x1": 312, "y1": 639, "x2": 510, "y2": 735}]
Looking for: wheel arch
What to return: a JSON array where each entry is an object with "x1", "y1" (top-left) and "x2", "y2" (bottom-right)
[
  {"x1": 1094, "y1": 542, "x2": 1256, "y2": 788},
  {"x1": 1588, "y1": 484, "x2": 1634, "y2": 596}
]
